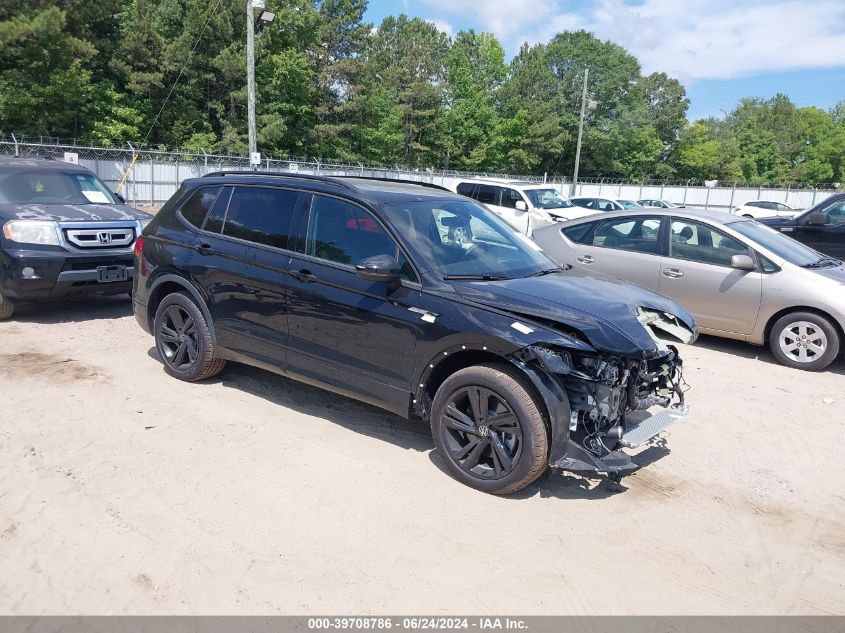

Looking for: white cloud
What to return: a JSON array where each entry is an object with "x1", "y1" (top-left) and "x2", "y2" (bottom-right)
[
  {"x1": 426, "y1": 18, "x2": 455, "y2": 38},
  {"x1": 418, "y1": 0, "x2": 845, "y2": 82}
]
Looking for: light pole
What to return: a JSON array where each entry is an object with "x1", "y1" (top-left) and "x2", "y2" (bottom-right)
[
  {"x1": 570, "y1": 67, "x2": 597, "y2": 196},
  {"x1": 247, "y1": 0, "x2": 257, "y2": 165},
  {"x1": 246, "y1": 2, "x2": 275, "y2": 168}
]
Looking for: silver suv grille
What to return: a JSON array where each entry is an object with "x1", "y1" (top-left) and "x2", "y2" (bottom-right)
[{"x1": 64, "y1": 227, "x2": 136, "y2": 249}]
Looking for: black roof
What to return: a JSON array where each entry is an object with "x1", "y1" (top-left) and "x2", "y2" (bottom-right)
[{"x1": 198, "y1": 171, "x2": 459, "y2": 204}]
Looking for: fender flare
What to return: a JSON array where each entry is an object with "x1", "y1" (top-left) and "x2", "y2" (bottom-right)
[
  {"x1": 416, "y1": 342, "x2": 572, "y2": 465},
  {"x1": 508, "y1": 357, "x2": 572, "y2": 465},
  {"x1": 148, "y1": 273, "x2": 218, "y2": 348}
]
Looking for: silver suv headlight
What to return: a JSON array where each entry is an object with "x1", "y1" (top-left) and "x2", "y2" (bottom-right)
[{"x1": 2, "y1": 220, "x2": 60, "y2": 246}]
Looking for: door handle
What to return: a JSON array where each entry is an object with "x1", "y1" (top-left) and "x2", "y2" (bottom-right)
[
  {"x1": 291, "y1": 269, "x2": 318, "y2": 283},
  {"x1": 194, "y1": 243, "x2": 213, "y2": 255},
  {"x1": 577, "y1": 255, "x2": 595, "y2": 264},
  {"x1": 663, "y1": 268, "x2": 684, "y2": 279}
]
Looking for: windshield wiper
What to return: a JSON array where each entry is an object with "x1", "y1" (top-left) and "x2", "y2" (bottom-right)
[
  {"x1": 802, "y1": 257, "x2": 842, "y2": 269},
  {"x1": 443, "y1": 274, "x2": 508, "y2": 281},
  {"x1": 526, "y1": 267, "x2": 564, "y2": 277}
]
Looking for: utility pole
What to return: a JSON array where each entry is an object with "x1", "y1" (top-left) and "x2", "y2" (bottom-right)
[
  {"x1": 246, "y1": 0, "x2": 257, "y2": 165},
  {"x1": 570, "y1": 67, "x2": 589, "y2": 197}
]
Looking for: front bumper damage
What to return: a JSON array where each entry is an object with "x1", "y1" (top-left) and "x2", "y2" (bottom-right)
[{"x1": 511, "y1": 331, "x2": 691, "y2": 480}]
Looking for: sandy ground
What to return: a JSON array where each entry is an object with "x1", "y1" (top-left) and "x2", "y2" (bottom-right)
[{"x1": 0, "y1": 295, "x2": 844, "y2": 615}]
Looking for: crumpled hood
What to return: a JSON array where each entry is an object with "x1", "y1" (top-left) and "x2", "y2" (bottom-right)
[
  {"x1": 452, "y1": 267, "x2": 699, "y2": 358},
  {"x1": 0, "y1": 203, "x2": 151, "y2": 223}
]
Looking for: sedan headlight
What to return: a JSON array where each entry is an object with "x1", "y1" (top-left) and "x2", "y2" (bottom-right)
[{"x1": 2, "y1": 220, "x2": 60, "y2": 246}]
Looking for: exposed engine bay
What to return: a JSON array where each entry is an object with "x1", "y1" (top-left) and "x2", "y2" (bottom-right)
[{"x1": 511, "y1": 309, "x2": 693, "y2": 480}]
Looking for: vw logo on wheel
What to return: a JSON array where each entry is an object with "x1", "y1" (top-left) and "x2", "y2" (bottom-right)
[
  {"x1": 97, "y1": 232, "x2": 113, "y2": 244},
  {"x1": 478, "y1": 424, "x2": 489, "y2": 437}
]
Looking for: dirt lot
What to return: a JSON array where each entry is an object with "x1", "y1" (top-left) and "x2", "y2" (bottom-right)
[{"x1": 1, "y1": 295, "x2": 844, "y2": 615}]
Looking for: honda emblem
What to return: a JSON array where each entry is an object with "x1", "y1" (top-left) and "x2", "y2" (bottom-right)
[{"x1": 97, "y1": 232, "x2": 113, "y2": 244}]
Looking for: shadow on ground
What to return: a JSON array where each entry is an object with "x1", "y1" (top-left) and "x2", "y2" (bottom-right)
[
  {"x1": 8, "y1": 294, "x2": 133, "y2": 324},
  {"x1": 148, "y1": 349, "x2": 661, "y2": 501}
]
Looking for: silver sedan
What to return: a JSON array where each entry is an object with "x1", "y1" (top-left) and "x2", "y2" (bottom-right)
[{"x1": 533, "y1": 208, "x2": 845, "y2": 371}]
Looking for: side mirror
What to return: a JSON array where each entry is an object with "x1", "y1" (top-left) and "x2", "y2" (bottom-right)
[
  {"x1": 515, "y1": 200, "x2": 527, "y2": 211},
  {"x1": 806, "y1": 212, "x2": 827, "y2": 226},
  {"x1": 356, "y1": 254, "x2": 401, "y2": 290},
  {"x1": 730, "y1": 254, "x2": 756, "y2": 271},
  {"x1": 113, "y1": 191, "x2": 126, "y2": 204}
]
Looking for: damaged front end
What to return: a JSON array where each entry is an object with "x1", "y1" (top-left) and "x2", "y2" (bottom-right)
[{"x1": 510, "y1": 321, "x2": 691, "y2": 480}]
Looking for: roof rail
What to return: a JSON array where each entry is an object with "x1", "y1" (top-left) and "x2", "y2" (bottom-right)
[
  {"x1": 334, "y1": 175, "x2": 452, "y2": 192},
  {"x1": 201, "y1": 170, "x2": 357, "y2": 191}
]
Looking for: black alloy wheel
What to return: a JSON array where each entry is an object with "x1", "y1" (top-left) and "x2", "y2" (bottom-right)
[
  {"x1": 153, "y1": 292, "x2": 226, "y2": 381},
  {"x1": 430, "y1": 363, "x2": 549, "y2": 495},
  {"x1": 441, "y1": 386, "x2": 522, "y2": 479},
  {"x1": 158, "y1": 304, "x2": 198, "y2": 371}
]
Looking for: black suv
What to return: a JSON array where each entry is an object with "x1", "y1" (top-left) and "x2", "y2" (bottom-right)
[
  {"x1": 759, "y1": 192, "x2": 845, "y2": 259},
  {"x1": 0, "y1": 157, "x2": 152, "y2": 319},
  {"x1": 134, "y1": 173, "x2": 698, "y2": 494}
]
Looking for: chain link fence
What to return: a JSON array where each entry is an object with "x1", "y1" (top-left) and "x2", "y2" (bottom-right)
[{"x1": 1, "y1": 134, "x2": 840, "y2": 211}]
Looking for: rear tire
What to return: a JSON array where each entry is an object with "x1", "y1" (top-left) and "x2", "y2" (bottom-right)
[
  {"x1": 770, "y1": 311, "x2": 840, "y2": 371},
  {"x1": 153, "y1": 292, "x2": 226, "y2": 381},
  {"x1": 430, "y1": 363, "x2": 549, "y2": 495},
  {"x1": 0, "y1": 293, "x2": 14, "y2": 320}
]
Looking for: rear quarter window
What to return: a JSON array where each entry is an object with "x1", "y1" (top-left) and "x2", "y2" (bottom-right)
[
  {"x1": 563, "y1": 223, "x2": 594, "y2": 244},
  {"x1": 456, "y1": 183, "x2": 476, "y2": 197},
  {"x1": 179, "y1": 187, "x2": 222, "y2": 228}
]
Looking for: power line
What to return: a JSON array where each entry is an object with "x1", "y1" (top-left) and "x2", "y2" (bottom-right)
[{"x1": 141, "y1": 0, "x2": 223, "y2": 147}]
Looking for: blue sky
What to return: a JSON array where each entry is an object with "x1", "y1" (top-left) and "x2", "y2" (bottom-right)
[{"x1": 365, "y1": 0, "x2": 845, "y2": 120}]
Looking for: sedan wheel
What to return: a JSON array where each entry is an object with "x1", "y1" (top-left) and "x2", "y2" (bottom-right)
[{"x1": 770, "y1": 312, "x2": 840, "y2": 371}]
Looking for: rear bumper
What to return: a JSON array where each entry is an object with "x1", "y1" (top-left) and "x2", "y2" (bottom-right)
[{"x1": 0, "y1": 248, "x2": 134, "y2": 302}]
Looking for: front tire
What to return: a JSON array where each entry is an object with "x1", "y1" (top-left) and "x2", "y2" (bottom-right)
[
  {"x1": 153, "y1": 292, "x2": 226, "y2": 381},
  {"x1": 430, "y1": 363, "x2": 549, "y2": 495},
  {"x1": 0, "y1": 292, "x2": 14, "y2": 320},
  {"x1": 770, "y1": 312, "x2": 840, "y2": 371}
]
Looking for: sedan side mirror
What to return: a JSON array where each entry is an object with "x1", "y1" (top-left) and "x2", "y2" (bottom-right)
[
  {"x1": 515, "y1": 201, "x2": 527, "y2": 211},
  {"x1": 805, "y1": 212, "x2": 827, "y2": 226},
  {"x1": 356, "y1": 254, "x2": 401, "y2": 290},
  {"x1": 730, "y1": 254, "x2": 756, "y2": 271}
]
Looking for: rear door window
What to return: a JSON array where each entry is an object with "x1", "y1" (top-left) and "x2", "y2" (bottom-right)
[
  {"x1": 221, "y1": 186, "x2": 299, "y2": 250},
  {"x1": 562, "y1": 222, "x2": 595, "y2": 244},
  {"x1": 592, "y1": 217, "x2": 662, "y2": 254},
  {"x1": 475, "y1": 185, "x2": 498, "y2": 205}
]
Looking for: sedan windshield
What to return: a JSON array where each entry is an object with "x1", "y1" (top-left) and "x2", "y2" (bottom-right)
[
  {"x1": 385, "y1": 199, "x2": 557, "y2": 279},
  {"x1": 524, "y1": 188, "x2": 573, "y2": 209},
  {"x1": 730, "y1": 220, "x2": 829, "y2": 267},
  {"x1": 0, "y1": 170, "x2": 116, "y2": 205}
]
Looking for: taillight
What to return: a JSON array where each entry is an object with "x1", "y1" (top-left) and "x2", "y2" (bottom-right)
[{"x1": 133, "y1": 236, "x2": 144, "y2": 258}]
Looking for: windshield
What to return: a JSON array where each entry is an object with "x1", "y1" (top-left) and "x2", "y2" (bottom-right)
[
  {"x1": 0, "y1": 169, "x2": 117, "y2": 205},
  {"x1": 385, "y1": 199, "x2": 557, "y2": 279},
  {"x1": 618, "y1": 199, "x2": 643, "y2": 209},
  {"x1": 524, "y1": 188, "x2": 573, "y2": 209},
  {"x1": 730, "y1": 220, "x2": 827, "y2": 267}
]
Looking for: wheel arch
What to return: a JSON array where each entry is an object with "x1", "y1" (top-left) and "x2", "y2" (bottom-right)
[
  {"x1": 147, "y1": 274, "x2": 217, "y2": 348},
  {"x1": 763, "y1": 305, "x2": 844, "y2": 347},
  {"x1": 416, "y1": 345, "x2": 571, "y2": 464}
]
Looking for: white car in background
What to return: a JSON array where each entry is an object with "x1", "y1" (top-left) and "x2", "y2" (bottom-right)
[
  {"x1": 638, "y1": 199, "x2": 685, "y2": 208},
  {"x1": 570, "y1": 196, "x2": 645, "y2": 212},
  {"x1": 731, "y1": 200, "x2": 802, "y2": 220},
  {"x1": 452, "y1": 179, "x2": 598, "y2": 235}
]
